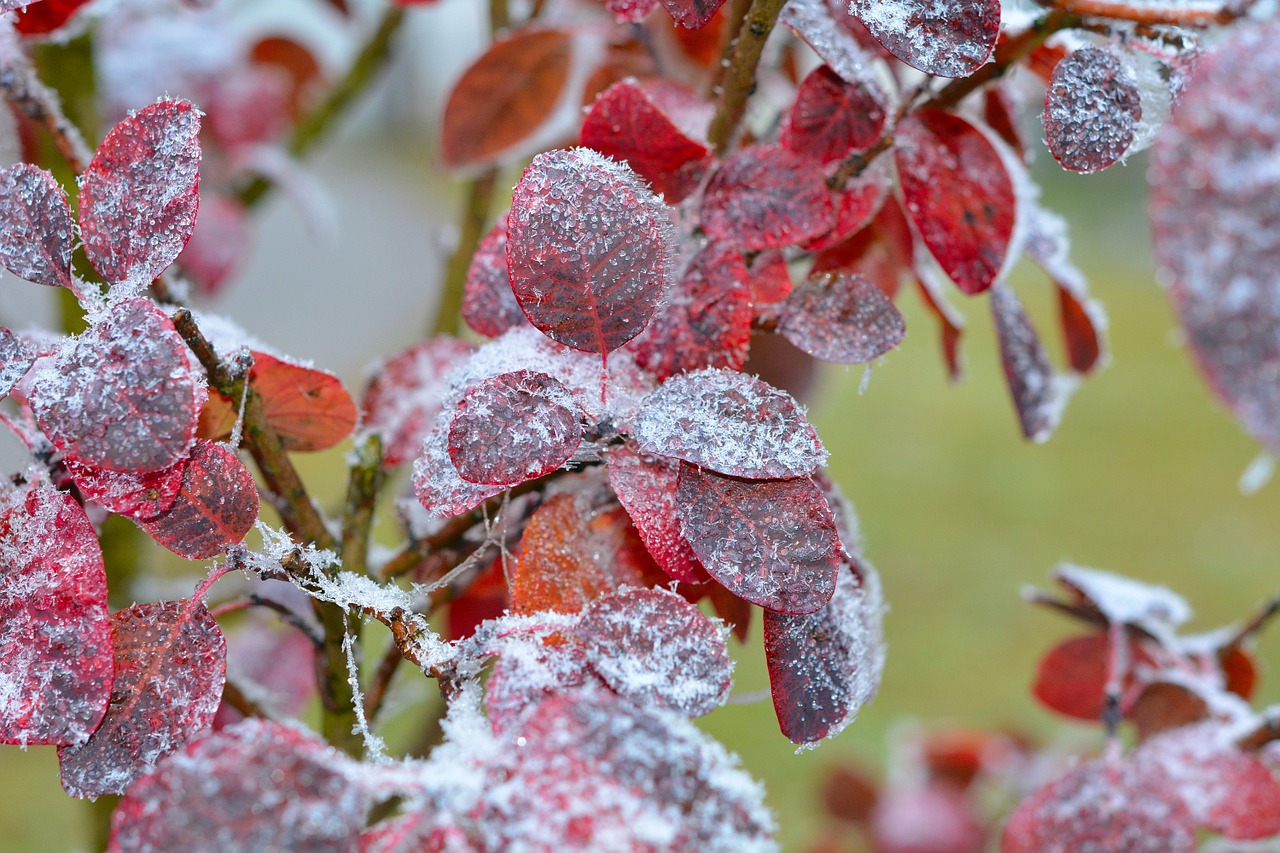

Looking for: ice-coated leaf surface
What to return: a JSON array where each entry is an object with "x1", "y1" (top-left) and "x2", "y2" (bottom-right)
[
  {"x1": 484, "y1": 636, "x2": 596, "y2": 734},
  {"x1": 701, "y1": 145, "x2": 833, "y2": 250},
  {"x1": 441, "y1": 27, "x2": 575, "y2": 169},
  {"x1": 0, "y1": 163, "x2": 75, "y2": 288},
  {"x1": 779, "y1": 0, "x2": 878, "y2": 85},
  {"x1": 576, "y1": 587, "x2": 731, "y2": 717},
  {"x1": 764, "y1": 562, "x2": 884, "y2": 744},
  {"x1": 0, "y1": 326, "x2": 36, "y2": 400},
  {"x1": 507, "y1": 148, "x2": 674, "y2": 355},
  {"x1": 0, "y1": 485, "x2": 111, "y2": 746},
  {"x1": 676, "y1": 465, "x2": 842, "y2": 614},
  {"x1": 58, "y1": 598, "x2": 226, "y2": 798},
  {"x1": 361, "y1": 337, "x2": 475, "y2": 468},
  {"x1": 633, "y1": 368, "x2": 826, "y2": 479},
  {"x1": 627, "y1": 241, "x2": 752, "y2": 380},
  {"x1": 581, "y1": 79, "x2": 711, "y2": 203},
  {"x1": 107, "y1": 720, "x2": 368, "y2": 853},
  {"x1": 1001, "y1": 758, "x2": 1195, "y2": 853},
  {"x1": 413, "y1": 424, "x2": 505, "y2": 518},
  {"x1": 781, "y1": 65, "x2": 887, "y2": 164},
  {"x1": 991, "y1": 284, "x2": 1070, "y2": 443},
  {"x1": 461, "y1": 217, "x2": 526, "y2": 338},
  {"x1": 607, "y1": 445, "x2": 708, "y2": 583},
  {"x1": 850, "y1": 0, "x2": 999, "y2": 77},
  {"x1": 65, "y1": 456, "x2": 183, "y2": 520},
  {"x1": 447, "y1": 370, "x2": 583, "y2": 486},
  {"x1": 79, "y1": 99, "x2": 201, "y2": 289},
  {"x1": 780, "y1": 273, "x2": 905, "y2": 364},
  {"x1": 896, "y1": 110, "x2": 1016, "y2": 295},
  {"x1": 1149, "y1": 22, "x2": 1280, "y2": 454},
  {"x1": 661, "y1": 0, "x2": 727, "y2": 28},
  {"x1": 606, "y1": 0, "x2": 660, "y2": 21},
  {"x1": 1044, "y1": 47, "x2": 1141, "y2": 174},
  {"x1": 31, "y1": 298, "x2": 202, "y2": 473},
  {"x1": 136, "y1": 440, "x2": 259, "y2": 559}
]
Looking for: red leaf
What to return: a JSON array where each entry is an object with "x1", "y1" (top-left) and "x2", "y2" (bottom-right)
[
  {"x1": 412, "y1": 420, "x2": 504, "y2": 519},
  {"x1": 661, "y1": 0, "x2": 728, "y2": 28},
  {"x1": 447, "y1": 370, "x2": 583, "y2": 486},
  {"x1": 1149, "y1": 22, "x2": 1280, "y2": 454},
  {"x1": 607, "y1": 445, "x2": 709, "y2": 583},
  {"x1": 361, "y1": 337, "x2": 475, "y2": 468},
  {"x1": 850, "y1": 0, "x2": 999, "y2": 77},
  {"x1": 780, "y1": 0, "x2": 880, "y2": 84},
  {"x1": 507, "y1": 148, "x2": 674, "y2": 355},
  {"x1": 812, "y1": 196, "x2": 914, "y2": 297},
  {"x1": 606, "y1": 0, "x2": 660, "y2": 22},
  {"x1": 701, "y1": 144, "x2": 834, "y2": 250},
  {"x1": 991, "y1": 283, "x2": 1068, "y2": 443},
  {"x1": 0, "y1": 163, "x2": 74, "y2": 288},
  {"x1": 65, "y1": 455, "x2": 183, "y2": 520},
  {"x1": 801, "y1": 162, "x2": 891, "y2": 252},
  {"x1": 0, "y1": 325, "x2": 36, "y2": 399},
  {"x1": 581, "y1": 79, "x2": 711, "y2": 203},
  {"x1": 361, "y1": 813, "x2": 456, "y2": 853},
  {"x1": 13, "y1": 0, "x2": 91, "y2": 35},
  {"x1": 1031, "y1": 632, "x2": 1153, "y2": 721},
  {"x1": 107, "y1": 720, "x2": 368, "y2": 853},
  {"x1": 627, "y1": 242, "x2": 753, "y2": 380},
  {"x1": 781, "y1": 65, "x2": 887, "y2": 164},
  {"x1": 633, "y1": 368, "x2": 826, "y2": 479},
  {"x1": 764, "y1": 563, "x2": 884, "y2": 743},
  {"x1": 461, "y1": 217, "x2": 526, "y2": 338},
  {"x1": 80, "y1": 100, "x2": 201, "y2": 288},
  {"x1": 1044, "y1": 47, "x2": 1142, "y2": 174},
  {"x1": 1126, "y1": 681, "x2": 1209, "y2": 741},
  {"x1": 137, "y1": 440, "x2": 260, "y2": 559},
  {"x1": 676, "y1": 465, "x2": 841, "y2": 614},
  {"x1": 58, "y1": 598, "x2": 227, "y2": 798},
  {"x1": 0, "y1": 485, "x2": 111, "y2": 746},
  {"x1": 780, "y1": 272, "x2": 905, "y2": 364},
  {"x1": 748, "y1": 249, "x2": 793, "y2": 304},
  {"x1": 915, "y1": 264, "x2": 966, "y2": 381},
  {"x1": 896, "y1": 110, "x2": 1016, "y2": 295},
  {"x1": 445, "y1": 556, "x2": 510, "y2": 641},
  {"x1": 31, "y1": 298, "x2": 202, "y2": 473}
]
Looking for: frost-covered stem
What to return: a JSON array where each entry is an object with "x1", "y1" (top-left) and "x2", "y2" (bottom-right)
[
  {"x1": 236, "y1": 6, "x2": 406, "y2": 208},
  {"x1": 707, "y1": 0, "x2": 788, "y2": 154},
  {"x1": 434, "y1": 167, "x2": 498, "y2": 336},
  {"x1": 1047, "y1": 0, "x2": 1241, "y2": 25},
  {"x1": 1236, "y1": 708, "x2": 1280, "y2": 752},
  {"x1": 341, "y1": 433, "x2": 384, "y2": 578},
  {"x1": 363, "y1": 639, "x2": 404, "y2": 722},
  {"x1": 0, "y1": 45, "x2": 93, "y2": 174}
]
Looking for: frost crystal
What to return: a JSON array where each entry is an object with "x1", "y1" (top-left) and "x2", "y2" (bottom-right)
[
  {"x1": 850, "y1": 0, "x2": 1000, "y2": 78},
  {"x1": 1043, "y1": 47, "x2": 1142, "y2": 173}
]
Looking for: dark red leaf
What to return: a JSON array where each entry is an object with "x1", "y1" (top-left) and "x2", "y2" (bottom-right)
[
  {"x1": 412, "y1": 421, "x2": 504, "y2": 519},
  {"x1": 65, "y1": 455, "x2": 183, "y2": 520},
  {"x1": 31, "y1": 298, "x2": 202, "y2": 473},
  {"x1": 176, "y1": 193, "x2": 251, "y2": 297},
  {"x1": 633, "y1": 368, "x2": 826, "y2": 479},
  {"x1": 607, "y1": 445, "x2": 709, "y2": 584},
  {"x1": 801, "y1": 162, "x2": 891, "y2": 252},
  {"x1": 0, "y1": 163, "x2": 74, "y2": 288},
  {"x1": 781, "y1": 0, "x2": 880, "y2": 84},
  {"x1": 361, "y1": 337, "x2": 475, "y2": 468},
  {"x1": 1031, "y1": 632, "x2": 1153, "y2": 721},
  {"x1": 0, "y1": 325, "x2": 36, "y2": 399},
  {"x1": 13, "y1": 0, "x2": 91, "y2": 35},
  {"x1": 627, "y1": 241, "x2": 752, "y2": 380},
  {"x1": 576, "y1": 587, "x2": 731, "y2": 716},
  {"x1": 676, "y1": 465, "x2": 841, "y2": 613},
  {"x1": 661, "y1": 0, "x2": 727, "y2": 28},
  {"x1": 896, "y1": 110, "x2": 1016, "y2": 295},
  {"x1": 0, "y1": 485, "x2": 111, "y2": 746},
  {"x1": 984, "y1": 84, "x2": 1027, "y2": 159},
  {"x1": 1044, "y1": 47, "x2": 1142, "y2": 174},
  {"x1": 1149, "y1": 22, "x2": 1280, "y2": 454},
  {"x1": 781, "y1": 65, "x2": 887, "y2": 164},
  {"x1": 991, "y1": 283, "x2": 1067, "y2": 443},
  {"x1": 507, "y1": 148, "x2": 674, "y2": 355},
  {"x1": 1126, "y1": 681, "x2": 1209, "y2": 741},
  {"x1": 701, "y1": 144, "x2": 834, "y2": 250},
  {"x1": 447, "y1": 370, "x2": 583, "y2": 486},
  {"x1": 850, "y1": 0, "x2": 999, "y2": 77},
  {"x1": 445, "y1": 556, "x2": 509, "y2": 641},
  {"x1": 58, "y1": 598, "x2": 226, "y2": 798},
  {"x1": 1220, "y1": 645, "x2": 1257, "y2": 700},
  {"x1": 107, "y1": 720, "x2": 368, "y2": 853},
  {"x1": 780, "y1": 272, "x2": 905, "y2": 364},
  {"x1": 461, "y1": 217, "x2": 526, "y2": 338},
  {"x1": 812, "y1": 197, "x2": 914, "y2": 297},
  {"x1": 80, "y1": 100, "x2": 201, "y2": 288},
  {"x1": 822, "y1": 765, "x2": 880, "y2": 824},
  {"x1": 137, "y1": 440, "x2": 260, "y2": 559}
]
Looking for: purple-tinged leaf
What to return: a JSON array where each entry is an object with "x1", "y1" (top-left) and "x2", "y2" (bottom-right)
[
  {"x1": 781, "y1": 64, "x2": 887, "y2": 164},
  {"x1": 1044, "y1": 47, "x2": 1142, "y2": 174},
  {"x1": 136, "y1": 440, "x2": 259, "y2": 559},
  {"x1": 676, "y1": 464, "x2": 841, "y2": 614},
  {"x1": 0, "y1": 485, "x2": 111, "y2": 746},
  {"x1": 780, "y1": 272, "x2": 905, "y2": 364},
  {"x1": 413, "y1": 419, "x2": 505, "y2": 520},
  {"x1": 991, "y1": 284, "x2": 1070, "y2": 443},
  {"x1": 447, "y1": 369, "x2": 583, "y2": 486},
  {"x1": 607, "y1": 445, "x2": 709, "y2": 584},
  {"x1": 850, "y1": 0, "x2": 999, "y2": 78},
  {"x1": 461, "y1": 216, "x2": 526, "y2": 339},
  {"x1": 0, "y1": 163, "x2": 75, "y2": 288},
  {"x1": 80, "y1": 99, "x2": 201, "y2": 289},
  {"x1": 65, "y1": 456, "x2": 183, "y2": 520},
  {"x1": 661, "y1": 0, "x2": 727, "y2": 28},
  {"x1": 58, "y1": 598, "x2": 227, "y2": 798},
  {"x1": 0, "y1": 326, "x2": 36, "y2": 399},
  {"x1": 507, "y1": 148, "x2": 674, "y2": 356},
  {"x1": 361, "y1": 337, "x2": 476, "y2": 468},
  {"x1": 701, "y1": 145, "x2": 833, "y2": 250},
  {"x1": 108, "y1": 720, "x2": 368, "y2": 853},
  {"x1": 633, "y1": 368, "x2": 826, "y2": 479},
  {"x1": 780, "y1": 0, "x2": 879, "y2": 85}
]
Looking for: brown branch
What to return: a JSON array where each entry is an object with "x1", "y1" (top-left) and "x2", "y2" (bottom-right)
[
  {"x1": 363, "y1": 639, "x2": 405, "y2": 722},
  {"x1": 1048, "y1": 0, "x2": 1237, "y2": 26},
  {"x1": 707, "y1": 0, "x2": 789, "y2": 154}
]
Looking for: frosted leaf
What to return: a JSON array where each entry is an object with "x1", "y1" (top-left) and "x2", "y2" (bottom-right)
[
  {"x1": 701, "y1": 145, "x2": 834, "y2": 251},
  {"x1": 576, "y1": 587, "x2": 732, "y2": 717},
  {"x1": 607, "y1": 445, "x2": 709, "y2": 584},
  {"x1": 872, "y1": 784, "x2": 985, "y2": 853},
  {"x1": 850, "y1": 0, "x2": 999, "y2": 78},
  {"x1": 484, "y1": 636, "x2": 595, "y2": 734},
  {"x1": 661, "y1": 0, "x2": 728, "y2": 28},
  {"x1": 361, "y1": 337, "x2": 475, "y2": 468},
  {"x1": 136, "y1": 440, "x2": 259, "y2": 559},
  {"x1": 781, "y1": 64, "x2": 888, "y2": 164},
  {"x1": 107, "y1": 720, "x2": 370, "y2": 853},
  {"x1": 80, "y1": 99, "x2": 201, "y2": 291},
  {"x1": 780, "y1": 272, "x2": 905, "y2": 364},
  {"x1": 0, "y1": 163, "x2": 75, "y2": 288},
  {"x1": 462, "y1": 216, "x2": 527, "y2": 339},
  {"x1": 447, "y1": 370, "x2": 583, "y2": 487},
  {"x1": 58, "y1": 599, "x2": 226, "y2": 798},
  {"x1": 1023, "y1": 203, "x2": 1107, "y2": 373},
  {"x1": 412, "y1": 415, "x2": 505, "y2": 519},
  {"x1": 633, "y1": 368, "x2": 826, "y2": 479},
  {"x1": 1149, "y1": 22, "x2": 1280, "y2": 455},
  {"x1": 507, "y1": 147, "x2": 675, "y2": 356},
  {"x1": 990, "y1": 283, "x2": 1074, "y2": 443},
  {"x1": 1044, "y1": 47, "x2": 1142, "y2": 173},
  {"x1": 676, "y1": 465, "x2": 842, "y2": 614},
  {"x1": 1031, "y1": 631, "x2": 1155, "y2": 721},
  {"x1": 1055, "y1": 564, "x2": 1192, "y2": 629},
  {"x1": 764, "y1": 561, "x2": 884, "y2": 744},
  {"x1": 65, "y1": 455, "x2": 183, "y2": 520},
  {"x1": 0, "y1": 325, "x2": 37, "y2": 400},
  {"x1": 0, "y1": 485, "x2": 111, "y2": 746},
  {"x1": 802, "y1": 160, "x2": 891, "y2": 252},
  {"x1": 780, "y1": 0, "x2": 877, "y2": 85},
  {"x1": 30, "y1": 298, "x2": 203, "y2": 473}
]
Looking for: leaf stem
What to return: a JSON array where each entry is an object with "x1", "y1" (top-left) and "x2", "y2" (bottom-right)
[
  {"x1": 341, "y1": 433, "x2": 384, "y2": 578},
  {"x1": 707, "y1": 0, "x2": 788, "y2": 154},
  {"x1": 433, "y1": 168, "x2": 498, "y2": 336}
]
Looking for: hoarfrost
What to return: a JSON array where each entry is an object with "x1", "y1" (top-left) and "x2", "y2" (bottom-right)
[
  {"x1": 1043, "y1": 47, "x2": 1142, "y2": 173},
  {"x1": 1055, "y1": 563, "x2": 1192, "y2": 629},
  {"x1": 0, "y1": 163, "x2": 76, "y2": 288},
  {"x1": 850, "y1": 0, "x2": 1000, "y2": 78}
]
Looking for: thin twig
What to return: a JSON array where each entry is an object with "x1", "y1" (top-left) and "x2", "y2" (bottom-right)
[
  {"x1": 221, "y1": 678, "x2": 273, "y2": 720},
  {"x1": 364, "y1": 639, "x2": 405, "y2": 722},
  {"x1": 707, "y1": 0, "x2": 789, "y2": 154},
  {"x1": 341, "y1": 433, "x2": 384, "y2": 578},
  {"x1": 0, "y1": 49, "x2": 93, "y2": 173},
  {"x1": 434, "y1": 168, "x2": 498, "y2": 336}
]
